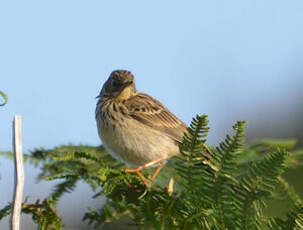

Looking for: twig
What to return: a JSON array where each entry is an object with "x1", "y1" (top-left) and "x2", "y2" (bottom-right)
[{"x1": 10, "y1": 115, "x2": 24, "y2": 230}]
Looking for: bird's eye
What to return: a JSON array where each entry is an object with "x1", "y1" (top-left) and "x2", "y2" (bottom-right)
[{"x1": 111, "y1": 80, "x2": 121, "y2": 88}]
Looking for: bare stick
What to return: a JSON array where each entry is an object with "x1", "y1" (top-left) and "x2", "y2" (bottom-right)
[{"x1": 10, "y1": 115, "x2": 24, "y2": 230}]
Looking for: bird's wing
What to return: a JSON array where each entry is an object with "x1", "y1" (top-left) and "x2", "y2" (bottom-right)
[{"x1": 124, "y1": 93, "x2": 187, "y2": 143}]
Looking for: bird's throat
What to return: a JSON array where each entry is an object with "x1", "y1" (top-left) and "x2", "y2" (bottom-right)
[{"x1": 116, "y1": 85, "x2": 133, "y2": 101}]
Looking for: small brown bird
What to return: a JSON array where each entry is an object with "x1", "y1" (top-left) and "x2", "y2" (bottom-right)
[{"x1": 95, "y1": 70, "x2": 187, "y2": 184}]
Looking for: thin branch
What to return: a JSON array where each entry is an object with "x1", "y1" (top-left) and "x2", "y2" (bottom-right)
[{"x1": 10, "y1": 115, "x2": 24, "y2": 230}]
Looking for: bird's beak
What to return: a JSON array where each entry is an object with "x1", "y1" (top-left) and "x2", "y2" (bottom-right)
[{"x1": 95, "y1": 95, "x2": 101, "y2": 99}]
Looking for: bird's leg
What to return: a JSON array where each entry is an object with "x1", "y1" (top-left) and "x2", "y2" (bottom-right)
[
  {"x1": 151, "y1": 162, "x2": 165, "y2": 181},
  {"x1": 125, "y1": 157, "x2": 167, "y2": 185},
  {"x1": 125, "y1": 168, "x2": 148, "y2": 186}
]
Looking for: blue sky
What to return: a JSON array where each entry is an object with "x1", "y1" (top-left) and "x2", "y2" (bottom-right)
[{"x1": 1, "y1": 0, "x2": 303, "y2": 151}]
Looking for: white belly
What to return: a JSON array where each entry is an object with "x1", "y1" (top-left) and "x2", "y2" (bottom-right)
[{"x1": 97, "y1": 117, "x2": 179, "y2": 166}]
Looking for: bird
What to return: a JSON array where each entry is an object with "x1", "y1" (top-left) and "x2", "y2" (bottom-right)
[{"x1": 95, "y1": 70, "x2": 187, "y2": 185}]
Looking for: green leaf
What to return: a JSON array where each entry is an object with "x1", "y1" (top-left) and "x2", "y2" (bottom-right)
[{"x1": 0, "y1": 91, "x2": 8, "y2": 106}]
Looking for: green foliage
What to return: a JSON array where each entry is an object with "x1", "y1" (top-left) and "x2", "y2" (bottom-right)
[
  {"x1": 175, "y1": 115, "x2": 210, "y2": 209},
  {"x1": 1, "y1": 115, "x2": 303, "y2": 230},
  {"x1": 0, "y1": 151, "x2": 42, "y2": 167},
  {"x1": 0, "y1": 199, "x2": 63, "y2": 230},
  {"x1": 234, "y1": 150, "x2": 289, "y2": 230},
  {"x1": 0, "y1": 91, "x2": 8, "y2": 106}
]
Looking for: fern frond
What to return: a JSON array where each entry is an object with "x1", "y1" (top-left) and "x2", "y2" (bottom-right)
[
  {"x1": 175, "y1": 114, "x2": 210, "y2": 206},
  {"x1": 277, "y1": 177, "x2": 302, "y2": 206},
  {"x1": 268, "y1": 205, "x2": 303, "y2": 230},
  {"x1": 0, "y1": 200, "x2": 63, "y2": 230},
  {"x1": 251, "y1": 139, "x2": 297, "y2": 152},
  {"x1": 51, "y1": 151, "x2": 102, "y2": 164},
  {"x1": 207, "y1": 121, "x2": 246, "y2": 229},
  {"x1": 0, "y1": 151, "x2": 42, "y2": 167},
  {"x1": 49, "y1": 176, "x2": 79, "y2": 203},
  {"x1": 0, "y1": 203, "x2": 12, "y2": 220},
  {"x1": 234, "y1": 149, "x2": 289, "y2": 230},
  {"x1": 22, "y1": 199, "x2": 64, "y2": 230}
]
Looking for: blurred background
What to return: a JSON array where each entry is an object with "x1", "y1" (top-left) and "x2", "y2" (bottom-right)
[{"x1": 1, "y1": 0, "x2": 303, "y2": 229}]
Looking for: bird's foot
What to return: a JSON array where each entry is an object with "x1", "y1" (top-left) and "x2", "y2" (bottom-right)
[
  {"x1": 124, "y1": 168, "x2": 149, "y2": 187},
  {"x1": 124, "y1": 158, "x2": 166, "y2": 199}
]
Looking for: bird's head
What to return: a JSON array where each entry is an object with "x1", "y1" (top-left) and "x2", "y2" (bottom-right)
[{"x1": 97, "y1": 70, "x2": 136, "y2": 100}]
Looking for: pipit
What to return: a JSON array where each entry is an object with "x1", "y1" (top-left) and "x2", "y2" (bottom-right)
[{"x1": 95, "y1": 70, "x2": 187, "y2": 185}]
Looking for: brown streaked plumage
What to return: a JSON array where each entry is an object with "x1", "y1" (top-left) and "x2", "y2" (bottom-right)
[
  {"x1": 125, "y1": 93, "x2": 187, "y2": 144},
  {"x1": 95, "y1": 70, "x2": 187, "y2": 185}
]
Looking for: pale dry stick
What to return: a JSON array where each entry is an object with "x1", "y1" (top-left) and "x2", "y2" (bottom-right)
[{"x1": 10, "y1": 115, "x2": 24, "y2": 230}]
